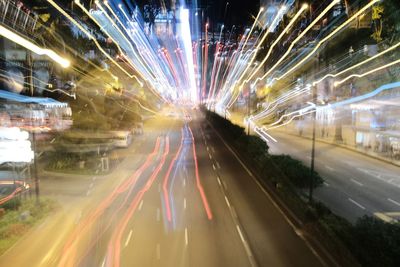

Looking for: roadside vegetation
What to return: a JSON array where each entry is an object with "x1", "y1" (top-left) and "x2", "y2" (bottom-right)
[
  {"x1": 0, "y1": 198, "x2": 57, "y2": 255},
  {"x1": 205, "y1": 109, "x2": 400, "y2": 267}
]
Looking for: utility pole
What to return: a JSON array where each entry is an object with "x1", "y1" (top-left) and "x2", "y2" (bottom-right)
[
  {"x1": 309, "y1": 85, "x2": 316, "y2": 203},
  {"x1": 247, "y1": 87, "x2": 251, "y2": 135},
  {"x1": 27, "y1": 50, "x2": 40, "y2": 204}
]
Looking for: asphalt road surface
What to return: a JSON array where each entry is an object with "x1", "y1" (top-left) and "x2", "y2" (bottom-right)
[
  {"x1": 0, "y1": 110, "x2": 325, "y2": 267},
  {"x1": 268, "y1": 130, "x2": 400, "y2": 223}
]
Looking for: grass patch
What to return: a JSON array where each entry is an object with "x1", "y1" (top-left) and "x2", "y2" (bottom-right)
[{"x1": 0, "y1": 198, "x2": 57, "y2": 255}]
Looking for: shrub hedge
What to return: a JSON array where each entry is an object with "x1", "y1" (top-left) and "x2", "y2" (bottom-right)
[{"x1": 205, "y1": 109, "x2": 400, "y2": 267}]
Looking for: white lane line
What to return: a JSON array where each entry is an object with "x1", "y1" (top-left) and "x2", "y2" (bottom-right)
[
  {"x1": 224, "y1": 196, "x2": 231, "y2": 208},
  {"x1": 92, "y1": 176, "x2": 97, "y2": 181},
  {"x1": 184, "y1": 198, "x2": 187, "y2": 209},
  {"x1": 124, "y1": 230, "x2": 133, "y2": 247},
  {"x1": 212, "y1": 147, "x2": 215, "y2": 153},
  {"x1": 350, "y1": 178, "x2": 363, "y2": 186},
  {"x1": 388, "y1": 198, "x2": 400, "y2": 207},
  {"x1": 206, "y1": 146, "x2": 210, "y2": 151},
  {"x1": 216, "y1": 162, "x2": 221, "y2": 169},
  {"x1": 323, "y1": 182, "x2": 330, "y2": 187},
  {"x1": 209, "y1": 153, "x2": 212, "y2": 159},
  {"x1": 183, "y1": 178, "x2": 186, "y2": 187},
  {"x1": 212, "y1": 164, "x2": 216, "y2": 171},
  {"x1": 185, "y1": 228, "x2": 188, "y2": 246},
  {"x1": 50, "y1": 138, "x2": 56, "y2": 144},
  {"x1": 325, "y1": 165, "x2": 334, "y2": 171},
  {"x1": 86, "y1": 189, "x2": 91, "y2": 196},
  {"x1": 156, "y1": 208, "x2": 160, "y2": 221},
  {"x1": 236, "y1": 225, "x2": 254, "y2": 262},
  {"x1": 236, "y1": 225, "x2": 245, "y2": 243},
  {"x1": 210, "y1": 124, "x2": 332, "y2": 267},
  {"x1": 348, "y1": 198, "x2": 366, "y2": 210},
  {"x1": 138, "y1": 200, "x2": 144, "y2": 211},
  {"x1": 217, "y1": 176, "x2": 222, "y2": 187},
  {"x1": 89, "y1": 183, "x2": 94, "y2": 189},
  {"x1": 101, "y1": 257, "x2": 106, "y2": 267},
  {"x1": 156, "y1": 243, "x2": 161, "y2": 260}
]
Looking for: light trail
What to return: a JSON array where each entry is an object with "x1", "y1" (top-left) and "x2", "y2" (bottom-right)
[
  {"x1": 269, "y1": 0, "x2": 380, "y2": 83},
  {"x1": 46, "y1": 0, "x2": 143, "y2": 85},
  {"x1": 244, "y1": 4, "x2": 308, "y2": 84},
  {"x1": 242, "y1": 7, "x2": 264, "y2": 50},
  {"x1": 0, "y1": 25, "x2": 70, "y2": 68},
  {"x1": 225, "y1": 5, "x2": 287, "y2": 109},
  {"x1": 188, "y1": 126, "x2": 213, "y2": 220},
  {"x1": 334, "y1": 58, "x2": 400, "y2": 87},
  {"x1": 109, "y1": 137, "x2": 170, "y2": 267},
  {"x1": 58, "y1": 137, "x2": 162, "y2": 267},
  {"x1": 163, "y1": 128, "x2": 184, "y2": 222},
  {"x1": 313, "y1": 41, "x2": 400, "y2": 86},
  {"x1": 250, "y1": 0, "x2": 340, "y2": 86}
]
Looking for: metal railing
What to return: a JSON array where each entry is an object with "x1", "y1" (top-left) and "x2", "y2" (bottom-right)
[{"x1": 0, "y1": 0, "x2": 38, "y2": 34}]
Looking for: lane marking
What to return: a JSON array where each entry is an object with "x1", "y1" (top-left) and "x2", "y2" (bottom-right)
[
  {"x1": 156, "y1": 243, "x2": 161, "y2": 260},
  {"x1": 138, "y1": 200, "x2": 144, "y2": 211},
  {"x1": 350, "y1": 178, "x2": 363, "y2": 186},
  {"x1": 185, "y1": 227, "x2": 188, "y2": 246},
  {"x1": 348, "y1": 198, "x2": 366, "y2": 210},
  {"x1": 388, "y1": 198, "x2": 400, "y2": 207},
  {"x1": 184, "y1": 198, "x2": 187, "y2": 209},
  {"x1": 211, "y1": 147, "x2": 215, "y2": 153},
  {"x1": 212, "y1": 164, "x2": 216, "y2": 171},
  {"x1": 89, "y1": 183, "x2": 94, "y2": 189},
  {"x1": 217, "y1": 176, "x2": 222, "y2": 186},
  {"x1": 207, "y1": 146, "x2": 210, "y2": 151},
  {"x1": 209, "y1": 153, "x2": 212, "y2": 159},
  {"x1": 216, "y1": 162, "x2": 221, "y2": 169},
  {"x1": 183, "y1": 178, "x2": 186, "y2": 187},
  {"x1": 124, "y1": 230, "x2": 133, "y2": 247},
  {"x1": 101, "y1": 257, "x2": 106, "y2": 267},
  {"x1": 224, "y1": 196, "x2": 231, "y2": 208},
  {"x1": 323, "y1": 182, "x2": 330, "y2": 187},
  {"x1": 209, "y1": 123, "x2": 330, "y2": 267},
  {"x1": 236, "y1": 225, "x2": 245, "y2": 243},
  {"x1": 325, "y1": 165, "x2": 334, "y2": 171}
]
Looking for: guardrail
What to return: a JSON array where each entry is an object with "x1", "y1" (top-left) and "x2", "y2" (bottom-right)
[{"x1": 0, "y1": 0, "x2": 38, "y2": 34}]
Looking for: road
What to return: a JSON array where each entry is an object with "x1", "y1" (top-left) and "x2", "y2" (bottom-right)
[
  {"x1": 0, "y1": 109, "x2": 325, "y2": 267},
  {"x1": 268, "y1": 130, "x2": 400, "y2": 223}
]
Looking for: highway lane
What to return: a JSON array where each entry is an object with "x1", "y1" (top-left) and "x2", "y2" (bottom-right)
[
  {"x1": 268, "y1": 130, "x2": 400, "y2": 222},
  {"x1": 0, "y1": 111, "x2": 327, "y2": 267},
  {"x1": 117, "y1": 121, "x2": 251, "y2": 267},
  {"x1": 0, "y1": 116, "x2": 175, "y2": 267},
  {"x1": 191, "y1": 111, "x2": 325, "y2": 267}
]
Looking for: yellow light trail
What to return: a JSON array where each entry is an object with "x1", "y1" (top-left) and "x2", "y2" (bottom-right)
[
  {"x1": 96, "y1": 2, "x2": 156, "y2": 82},
  {"x1": 0, "y1": 25, "x2": 70, "y2": 68},
  {"x1": 225, "y1": 6, "x2": 287, "y2": 108},
  {"x1": 270, "y1": 0, "x2": 380, "y2": 83},
  {"x1": 313, "y1": 41, "x2": 400, "y2": 86},
  {"x1": 242, "y1": 7, "x2": 264, "y2": 50},
  {"x1": 74, "y1": 0, "x2": 141, "y2": 79},
  {"x1": 251, "y1": 0, "x2": 340, "y2": 86},
  {"x1": 334, "y1": 58, "x2": 400, "y2": 87},
  {"x1": 243, "y1": 4, "x2": 308, "y2": 85},
  {"x1": 46, "y1": 0, "x2": 143, "y2": 85}
]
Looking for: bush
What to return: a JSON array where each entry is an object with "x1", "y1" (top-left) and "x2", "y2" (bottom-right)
[
  {"x1": 351, "y1": 216, "x2": 400, "y2": 267},
  {"x1": 271, "y1": 155, "x2": 324, "y2": 189}
]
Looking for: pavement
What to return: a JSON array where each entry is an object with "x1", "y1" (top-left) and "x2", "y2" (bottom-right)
[
  {"x1": 229, "y1": 110, "x2": 400, "y2": 223},
  {"x1": 267, "y1": 130, "x2": 400, "y2": 223},
  {"x1": 0, "y1": 109, "x2": 326, "y2": 267}
]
